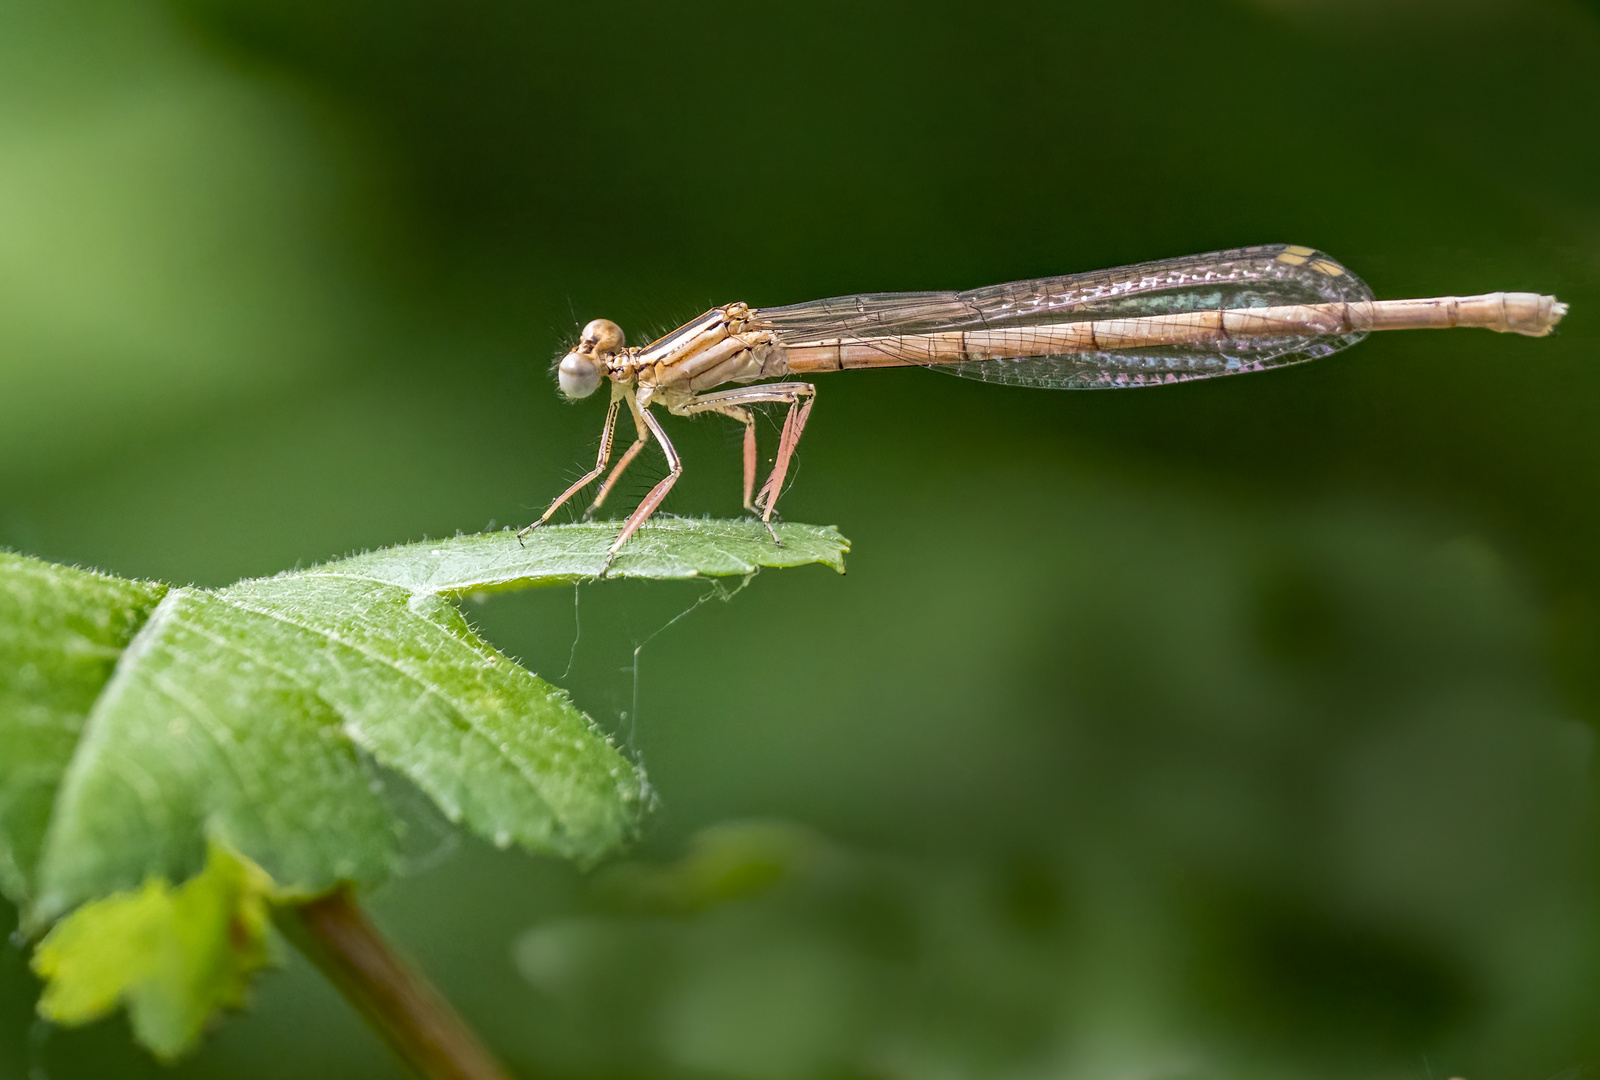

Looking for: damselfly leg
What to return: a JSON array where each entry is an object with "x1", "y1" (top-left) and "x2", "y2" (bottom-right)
[
  {"x1": 601, "y1": 407, "x2": 681, "y2": 576},
  {"x1": 583, "y1": 397, "x2": 652, "y2": 520},
  {"x1": 674, "y1": 381, "x2": 816, "y2": 544},
  {"x1": 518, "y1": 389, "x2": 624, "y2": 541}
]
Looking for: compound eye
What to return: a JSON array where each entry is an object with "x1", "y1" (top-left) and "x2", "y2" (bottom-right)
[
  {"x1": 581, "y1": 318, "x2": 625, "y2": 355},
  {"x1": 557, "y1": 352, "x2": 602, "y2": 399}
]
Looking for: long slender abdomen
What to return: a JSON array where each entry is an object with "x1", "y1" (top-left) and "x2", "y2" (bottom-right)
[{"x1": 776, "y1": 292, "x2": 1567, "y2": 373}]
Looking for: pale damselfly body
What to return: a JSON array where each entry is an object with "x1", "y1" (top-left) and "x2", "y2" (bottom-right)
[{"x1": 522, "y1": 244, "x2": 1567, "y2": 572}]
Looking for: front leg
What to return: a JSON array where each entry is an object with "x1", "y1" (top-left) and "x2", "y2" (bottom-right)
[
  {"x1": 518, "y1": 388, "x2": 624, "y2": 540},
  {"x1": 583, "y1": 395, "x2": 652, "y2": 519}
]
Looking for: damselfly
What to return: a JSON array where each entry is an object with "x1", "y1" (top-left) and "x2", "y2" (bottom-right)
[{"x1": 522, "y1": 244, "x2": 1567, "y2": 571}]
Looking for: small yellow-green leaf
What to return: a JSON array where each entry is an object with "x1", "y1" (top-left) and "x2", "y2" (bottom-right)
[{"x1": 32, "y1": 842, "x2": 276, "y2": 1062}]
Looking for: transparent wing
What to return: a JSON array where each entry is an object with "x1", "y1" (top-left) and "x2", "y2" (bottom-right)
[
  {"x1": 941, "y1": 339, "x2": 1355, "y2": 389},
  {"x1": 754, "y1": 244, "x2": 1375, "y2": 389}
]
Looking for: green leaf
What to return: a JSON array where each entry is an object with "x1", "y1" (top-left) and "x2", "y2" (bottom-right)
[
  {"x1": 330, "y1": 519, "x2": 851, "y2": 591},
  {"x1": 1, "y1": 519, "x2": 845, "y2": 1058},
  {"x1": 0, "y1": 553, "x2": 166, "y2": 911},
  {"x1": 32, "y1": 840, "x2": 276, "y2": 1062},
  {"x1": 17, "y1": 520, "x2": 847, "y2": 926}
]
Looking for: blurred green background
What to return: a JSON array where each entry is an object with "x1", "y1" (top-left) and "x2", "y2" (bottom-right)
[{"x1": 3, "y1": 0, "x2": 1599, "y2": 1077}]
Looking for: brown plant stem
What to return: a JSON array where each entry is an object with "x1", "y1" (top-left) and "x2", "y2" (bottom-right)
[{"x1": 276, "y1": 887, "x2": 513, "y2": 1080}]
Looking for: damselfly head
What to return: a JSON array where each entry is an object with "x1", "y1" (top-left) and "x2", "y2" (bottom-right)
[{"x1": 557, "y1": 318, "x2": 624, "y2": 399}]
